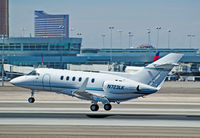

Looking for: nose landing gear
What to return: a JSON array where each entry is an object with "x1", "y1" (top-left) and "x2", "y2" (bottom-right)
[
  {"x1": 28, "y1": 90, "x2": 35, "y2": 103},
  {"x1": 28, "y1": 97, "x2": 35, "y2": 103}
]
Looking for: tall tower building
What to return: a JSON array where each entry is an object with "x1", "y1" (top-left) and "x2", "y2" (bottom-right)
[
  {"x1": 35, "y1": 11, "x2": 69, "y2": 38},
  {"x1": 0, "y1": 0, "x2": 9, "y2": 37}
]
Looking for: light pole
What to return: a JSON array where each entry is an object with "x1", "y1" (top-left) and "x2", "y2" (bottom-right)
[
  {"x1": 168, "y1": 30, "x2": 171, "y2": 49},
  {"x1": 187, "y1": 34, "x2": 195, "y2": 48},
  {"x1": 128, "y1": 32, "x2": 134, "y2": 48},
  {"x1": 77, "y1": 33, "x2": 82, "y2": 36},
  {"x1": 1, "y1": 34, "x2": 7, "y2": 87},
  {"x1": 156, "y1": 27, "x2": 161, "y2": 49},
  {"x1": 77, "y1": 33, "x2": 82, "y2": 49},
  {"x1": 77, "y1": 33, "x2": 83, "y2": 48},
  {"x1": 101, "y1": 34, "x2": 106, "y2": 48},
  {"x1": 117, "y1": 30, "x2": 123, "y2": 48},
  {"x1": 70, "y1": 28, "x2": 75, "y2": 37},
  {"x1": 109, "y1": 26, "x2": 114, "y2": 64},
  {"x1": 22, "y1": 28, "x2": 26, "y2": 37},
  {"x1": 147, "y1": 29, "x2": 151, "y2": 45}
]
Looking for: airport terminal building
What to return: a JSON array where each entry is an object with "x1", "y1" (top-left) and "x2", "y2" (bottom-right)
[
  {"x1": 0, "y1": 37, "x2": 81, "y2": 68},
  {"x1": 0, "y1": 37, "x2": 200, "y2": 69}
]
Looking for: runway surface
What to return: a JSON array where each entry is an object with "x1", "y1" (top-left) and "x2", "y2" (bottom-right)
[
  {"x1": 0, "y1": 100, "x2": 200, "y2": 137},
  {"x1": 1, "y1": 82, "x2": 200, "y2": 137}
]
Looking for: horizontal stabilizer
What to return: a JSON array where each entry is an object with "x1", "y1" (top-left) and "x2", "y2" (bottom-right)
[
  {"x1": 148, "y1": 53, "x2": 183, "y2": 68},
  {"x1": 154, "y1": 63, "x2": 179, "y2": 69}
]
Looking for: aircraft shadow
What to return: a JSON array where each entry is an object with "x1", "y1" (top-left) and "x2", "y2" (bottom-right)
[{"x1": 0, "y1": 113, "x2": 200, "y2": 120}]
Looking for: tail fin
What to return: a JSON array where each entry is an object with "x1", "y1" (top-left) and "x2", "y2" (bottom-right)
[
  {"x1": 131, "y1": 53, "x2": 183, "y2": 89},
  {"x1": 153, "y1": 51, "x2": 160, "y2": 62}
]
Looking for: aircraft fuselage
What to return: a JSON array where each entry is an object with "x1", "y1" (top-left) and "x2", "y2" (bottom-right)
[{"x1": 11, "y1": 68, "x2": 156, "y2": 102}]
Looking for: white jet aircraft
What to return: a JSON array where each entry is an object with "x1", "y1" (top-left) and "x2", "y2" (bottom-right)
[{"x1": 10, "y1": 53, "x2": 183, "y2": 111}]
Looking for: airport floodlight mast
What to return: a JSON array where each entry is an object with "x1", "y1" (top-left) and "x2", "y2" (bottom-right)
[
  {"x1": 101, "y1": 34, "x2": 106, "y2": 48},
  {"x1": 22, "y1": 28, "x2": 26, "y2": 37},
  {"x1": 70, "y1": 28, "x2": 75, "y2": 37},
  {"x1": 117, "y1": 30, "x2": 123, "y2": 48},
  {"x1": 77, "y1": 33, "x2": 82, "y2": 48},
  {"x1": 109, "y1": 26, "x2": 114, "y2": 64},
  {"x1": 156, "y1": 27, "x2": 161, "y2": 49},
  {"x1": 168, "y1": 30, "x2": 171, "y2": 49},
  {"x1": 187, "y1": 34, "x2": 195, "y2": 48},
  {"x1": 77, "y1": 33, "x2": 82, "y2": 36},
  {"x1": 1, "y1": 34, "x2": 7, "y2": 87},
  {"x1": 147, "y1": 28, "x2": 151, "y2": 45},
  {"x1": 128, "y1": 32, "x2": 134, "y2": 48}
]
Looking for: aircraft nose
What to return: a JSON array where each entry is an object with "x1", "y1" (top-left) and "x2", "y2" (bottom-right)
[{"x1": 10, "y1": 77, "x2": 22, "y2": 86}]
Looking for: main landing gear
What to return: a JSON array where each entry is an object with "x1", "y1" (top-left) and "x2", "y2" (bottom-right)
[
  {"x1": 90, "y1": 104, "x2": 99, "y2": 111},
  {"x1": 90, "y1": 103, "x2": 112, "y2": 111},
  {"x1": 28, "y1": 90, "x2": 35, "y2": 103},
  {"x1": 104, "y1": 104, "x2": 112, "y2": 111}
]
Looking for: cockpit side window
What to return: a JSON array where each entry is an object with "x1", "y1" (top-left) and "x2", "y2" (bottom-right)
[{"x1": 27, "y1": 70, "x2": 39, "y2": 76}]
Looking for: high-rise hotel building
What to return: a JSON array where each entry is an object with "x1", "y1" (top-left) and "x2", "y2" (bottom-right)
[
  {"x1": 0, "y1": 0, "x2": 9, "y2": 37},
  {"x1": 35, "y1": 11, "x2": 69, "y2": 38}
]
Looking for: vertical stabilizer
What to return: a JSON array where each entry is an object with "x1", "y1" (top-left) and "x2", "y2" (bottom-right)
[
  {"x1": 153, "y1": 51, "x2": 160, "y2": 62},
  {"x1": 130, "y1": 53, "x2": 183, "y2": 89}
]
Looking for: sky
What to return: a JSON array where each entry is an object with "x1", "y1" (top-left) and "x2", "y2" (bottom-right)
[{"x1": 9, "y1": 0, "x2": 200, "y2": 49}]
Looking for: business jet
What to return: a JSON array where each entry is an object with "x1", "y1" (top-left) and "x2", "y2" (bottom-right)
[{"x1": 10, "y1": 53, "x2": 183, "y2": 111}]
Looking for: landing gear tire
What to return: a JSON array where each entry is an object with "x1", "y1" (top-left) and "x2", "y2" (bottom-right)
[
  {"x1": 104, "y1": 104, "x2": 112, "y2": 111},
  {"x1": 28, "y1": 97, "x2": 35, "y2": 103},
  {"x1": 90, "y1": 104, "x2": 99, "y2": 111}
]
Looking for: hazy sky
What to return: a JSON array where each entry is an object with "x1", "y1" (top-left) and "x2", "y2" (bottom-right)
[{"x1": 10, "y1": 0, "x2": 200, "y2": 49}]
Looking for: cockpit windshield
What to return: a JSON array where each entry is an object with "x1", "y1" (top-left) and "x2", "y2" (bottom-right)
[{"x1": 27, "y1": 70, "x2": 39, "y2": 76}]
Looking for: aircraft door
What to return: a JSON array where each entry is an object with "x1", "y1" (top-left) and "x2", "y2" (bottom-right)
[{"x1": 42, "y1": 74, "x2": 51, "y2": 91}]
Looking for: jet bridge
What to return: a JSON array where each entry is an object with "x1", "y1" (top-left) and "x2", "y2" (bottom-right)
[{"x1": 3, "y1": 64, "x2": 34, "y2": 78}]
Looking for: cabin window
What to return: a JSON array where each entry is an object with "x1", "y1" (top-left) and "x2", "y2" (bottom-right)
[
  {"x1": 72, "y1": 77, "x2": 76, "y2": 81},
  {"x1": 66, "y1": 76, "x2": 70, "y2": 81},
  {"x1": 79, "y1": 77, "x2": 82, "y2": 82},
  {"x1": 60, "y1": 76, "x2": 64, "y2": 80},
  {"x1": 91, "y1": 78, "x2": 95, "y2": 83}
]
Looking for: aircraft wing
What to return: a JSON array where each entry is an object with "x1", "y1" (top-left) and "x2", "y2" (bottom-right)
[{"x1": 72, "y1": 78, "x2": 109, "y2": 104}]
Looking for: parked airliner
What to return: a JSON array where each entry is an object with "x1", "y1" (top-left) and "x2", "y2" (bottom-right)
[
  {"x1": 125, "y1": 51, "x2": 159, "y2": 73},
  {"x1": 10, "y1": 53, "x2": 183, "y2": 111}
]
